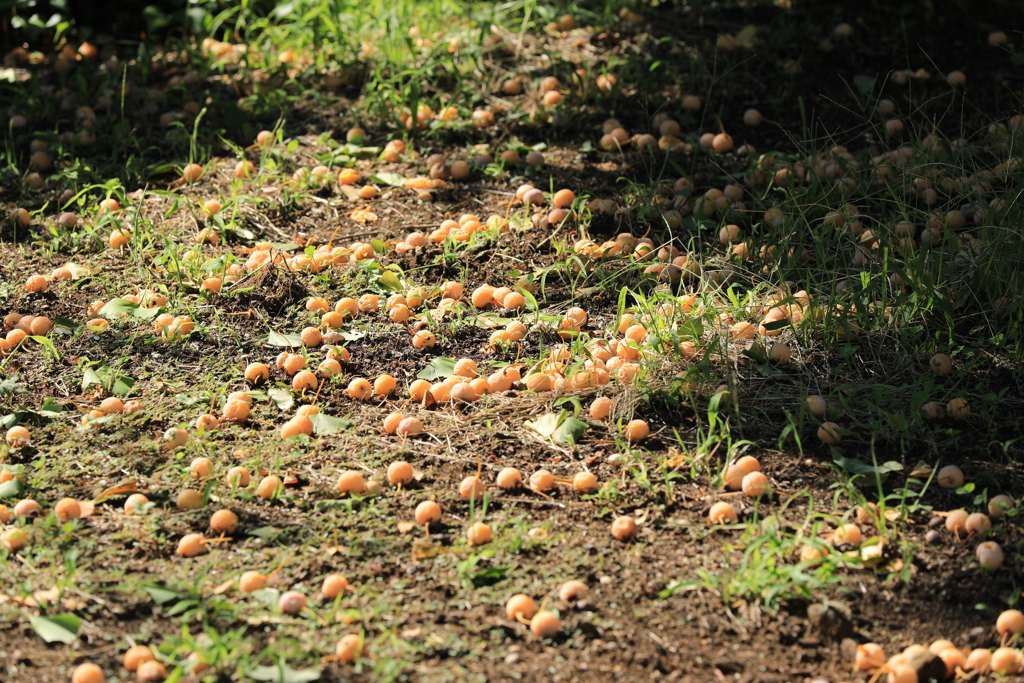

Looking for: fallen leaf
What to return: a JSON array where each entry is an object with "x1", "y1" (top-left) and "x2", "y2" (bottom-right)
[
  {"x1": 397, "y1": 522, "x2": 416, "y2": 534},
  {"x1": 213, "y1": 579, "x2": 235, "y2": 595}
]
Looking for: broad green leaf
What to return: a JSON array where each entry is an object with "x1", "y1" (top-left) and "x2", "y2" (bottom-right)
[
  {"x1": 29, "y1": 614, "x2": 80, "y2": 644},
  {"x1": 0, "y1": 478, "x2": 25, "y2": 498},
  {"x1": 176, "y1": 391, "x2": 212, "y2": 406},
  {"x1": 143, "y1": 584, "x2": 182, "y2": 605},
  {"x1": 202, "y1": 257, "x2": 226, "y2": 273},
  {"x1": 268, "y1": 388, "x2": 294, "y2": 411},
  {"x1": 376, "y1": 270, "x2": 402, "y2": 291},
  {"x1": 552, "y1": 416, "x2": 589, "y2": 444},
  {"x1": 833, "y1": 456, "x2": 903, "y2": 476},
  {"x1": 97, "y1": 298, "x2": 140, "y2": 318},
  {"x1": 370, "y1": 172, "x2": 406, "y2": 187},
  {"x1": 229, "y1": 225, "x2": 255, "y2": 240},
  {"x1": 39, "y1": 398, "x2": 63, "y2": 416},
  {"x1": 677, "y1": 318, "x2": 703, "y2": 340},
  {"x1": 370, "y1": 239, "x2": 387, "y2": 254},
  {"x1": 248, "y1": 526, "x2": 281, "y2": 538},
  {"x1": 81, "y1": 368, "x2": 102, "y2": 390},
  {"x1": 762, "y1": 318, "x2": 790, "y2": 331},
  {"x1": 416, "y1": 357, "x2": 456, "y2": 381},
  {"x1": 251, "y1": 588, "x2": 281, "y2": 611},
  {"x1": 266, "y1": 331, "x2": 302, "y2": 348},
  {"x1": 753, "y1": 363, "x2": 788, "y2": 380},
  {"x1": 553, "y1": 396, "x2": 582, "y2": 415},
  {"x1": 96, "y1": 297, "x2": 161, "y2": 320},
  {"x1": 247, "y1": 663, "x2": 321, "y2": 683},
  {"x1": 310, "y1": 413, "x2": 352, "y2": 435},
  {"x1": 735, "y1": 24, "x2": 758, "y2": 47},
  {"x1": 741, "y1": 344, "x2": 768, "y2": 364},
  {"x1": 53, "y1": 317, "x2": 80, "y2": 334},
  {"x1": 111, "y1": 374, "x2": 136, "y2": 396},
  {"x1": 854, "y1": 74, "x2": 876, "y2": 95}
]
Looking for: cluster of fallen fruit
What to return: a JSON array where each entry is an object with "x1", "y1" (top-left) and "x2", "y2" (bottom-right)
[
  {"x1": 853, "y1": 609, "x2": 1024, "y2": 680},
  {"x1": 4, "y1": 10, "x2": 1023, "y2": 680},
  {"x1": 3, "y1": 438, "x2": 1018, "y2": 683}
]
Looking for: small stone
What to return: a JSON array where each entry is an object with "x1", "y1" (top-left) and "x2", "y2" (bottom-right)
[
  {"x1": 504, "y1": 653, "x2": 520, "y2": 665},
  {"x1": 806, "y1": 602, "x2": 854, "y2": 640},
  {"x1": 925, "y1": 530, "x2": 941, "y2": 544},
  {"x1": 928, "y1": 515, "x2": 945, "y2": 528},
  {"x1": 903, "y1": 650, "x2": 945, "y2": 681}
]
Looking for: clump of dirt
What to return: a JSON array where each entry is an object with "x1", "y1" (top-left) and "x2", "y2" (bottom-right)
[{"x1": 229, "y1": 264, "x2": 309, "y2": 317}]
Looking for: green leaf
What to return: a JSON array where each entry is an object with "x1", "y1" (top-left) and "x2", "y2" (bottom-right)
[
  {"x1": 734, "y1": 24, "x2": 758, "y2": 47},
  {"x1": 266, "y1": 331, "x2": 302, "y2": 348},
  {"x1": 247, "y1": 663, "x2": 321, "y2": 683},
  {"x1": 677, "y1": 318, "x2": 704, "y2": 340},
  {"x1": 111, "y1": 374, "x2": 135, "y2": 396},
  {"x1": 143, "y1": 584, "x2": 183, "y2": 605},
  {"x1": 762, "y1": 319, "x2": 790, "y2": 331},
  {"x1": 553, "y1": 396, "x2": 582, "y2": 415},
  {"x1": 833, "y1": 456, "x2": 903, "y2": 476},
  {"x1": 28, "y1": 335, "x2": 59, "y2": 360},
  {"x1": 268, "y1": 388, "x2": 294, "y2": 411},
  {"x1": 0, "y1": 478, "x2": 25, "y2": 498},
  {"x1": 176, "y1": 391, "x2": 212, "y2": 406},
  {"x1": 97, "y1": 298, "x2": 140, "y2": 318},
  {"x1": 376, "y1": 270, "x2": 403, "y2": 291},
  {"x1": 95, "y1": 297, "x2": 161, "y2": 320},
  {"x1": 251, "y1": 588, "x2": 281, "y2": 611},
  {"x1": 202, "y1": 257, "x2": 226, "y2": 273},
  {"x1": 52, "y1": 317, "x2": 80, "y2": 334},
  {"x1": 853, "y1": 74, "x2": 876, "y2": 95},
  {"x1": 38, "y1": 398, "x2": 63, "y2": 416},
  {"x1": 552, "y1": 416, "x2": 589, "y2": 444},
  {"x1": 228, "y1": 225, "x2": 255, "y2": 240},
  {"x1": 248, "y1": 526, "x2": 281, "y2": 539},
  {"x1": 515, "y1": 285, "x2": 538, "y2": 311},
  {"x1": 309, "y1": 413, "x2": 352, "y2": 435},
  {"x1": 370, "y1": 172, "x2": 406, "y2": 187},
  {"x1": 753, "y1": 363, "x2": 788, "y2": 380},
  {"x1": 0, "y1": 375, "x2": 25, "y2": 397},
  {"x1": 29, "y1": 614, "x2": 80, "y2": 644},
  {"x1": 742, "y1": 344, "x2": 768, "y2": 364},
  {"x1": 370, "y1": 239, "x2": 387, "y2": 254},
  {"x1": 82, "y1": 367, "x2": 102, "y2": 390},
  {"x1": 525, "y1": 411, "x2": 562, "y2": 438},
  {"x1": 134, "y1": 305, "x2": 163, "y2": 320},
  {"x1": 416, "y1": 357, "x2": 456, "y2": 381},
  {"x1": 338, "y1": 330, "x2": 365, "y2": 341}
]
